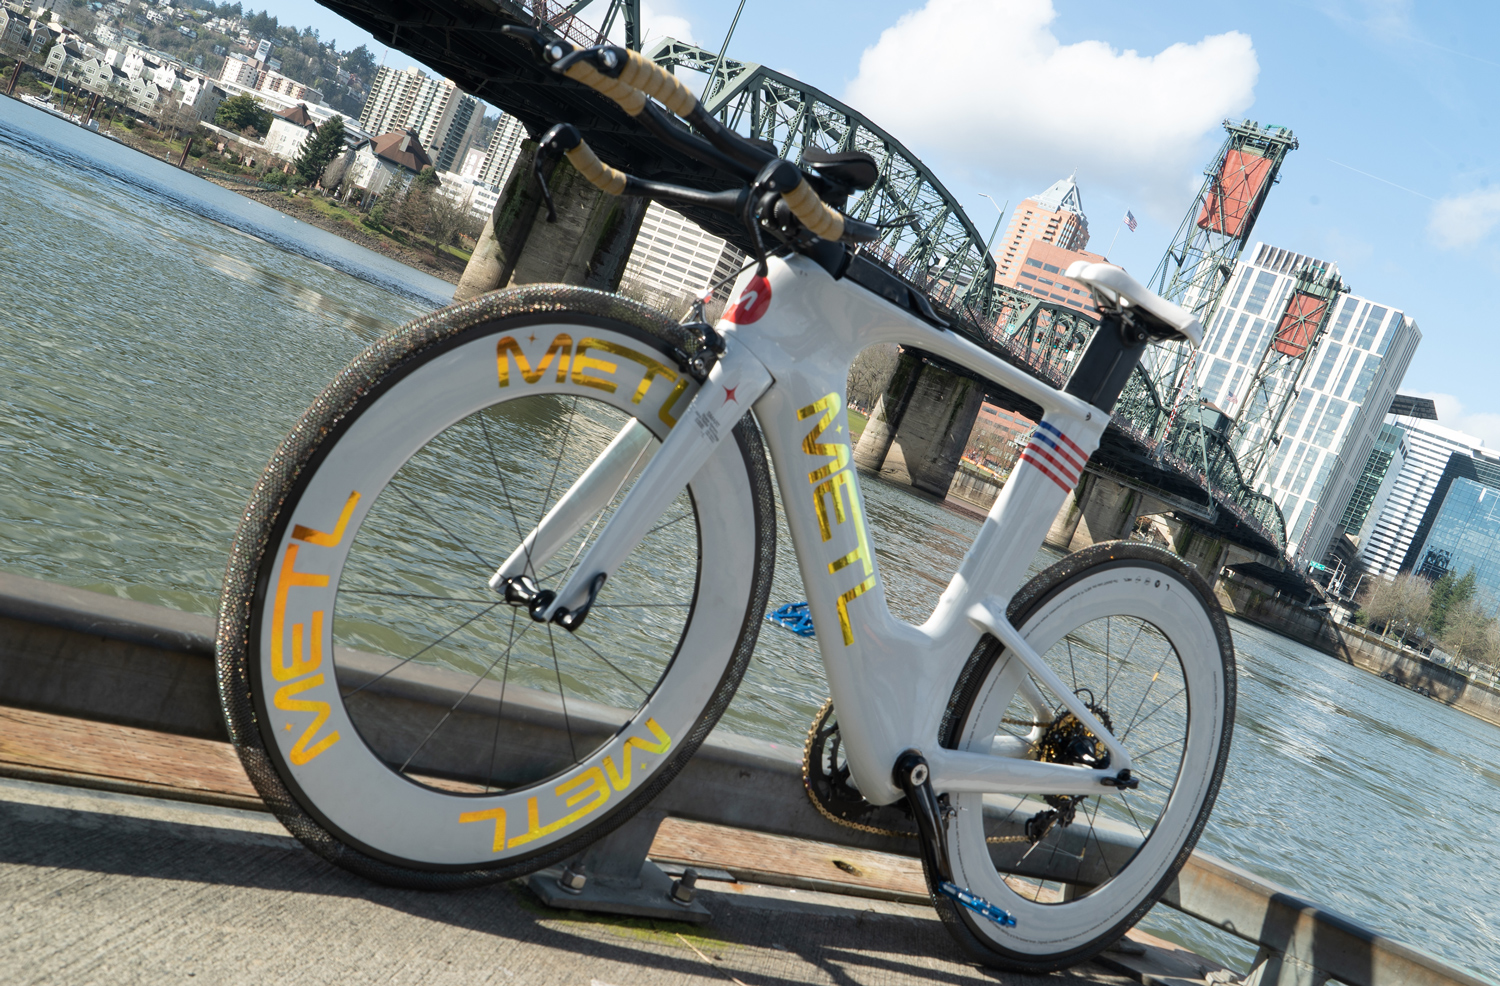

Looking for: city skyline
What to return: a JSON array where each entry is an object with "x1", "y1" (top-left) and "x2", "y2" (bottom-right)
[{"x1": 205, "y1": 0, "x2": 1500, "y2": 443}]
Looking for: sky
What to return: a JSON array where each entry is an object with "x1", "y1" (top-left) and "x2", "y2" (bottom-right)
[{"x1": 254, "y1": 0, "x2": 1499, "y2": 442}]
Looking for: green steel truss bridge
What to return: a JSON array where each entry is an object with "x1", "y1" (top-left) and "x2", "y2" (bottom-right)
[{"x1": 319, "y1": 0, "x2": 1293, "y2": 558}]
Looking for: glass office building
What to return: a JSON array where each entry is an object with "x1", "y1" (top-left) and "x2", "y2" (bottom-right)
[
  {"x1": 1402, "y1": 451, "x2": 1500, "y2": 613},
  {"x1": 1193, "y1": 242, "x2": 1421, "y2": 561}
]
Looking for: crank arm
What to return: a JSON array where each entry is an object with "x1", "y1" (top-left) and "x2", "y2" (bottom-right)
[
  {"x1": 534, "y1": 338, "x2": 773, "y2": 625},
  {"x1": 966, "y1": 597, "x2": 1135, "y2": 774},
  {"x1": 896, "y1": 751, "x2": 1018, "y2": 929},
  {"x1": 488, "y1": 419, "x2": 656, "y2": 587}
]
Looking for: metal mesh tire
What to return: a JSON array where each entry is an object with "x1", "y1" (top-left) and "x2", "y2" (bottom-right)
[
  {"x1": 933, "y1": 540, "x2": 1236, "y2": 972},
  {"x1": 215, "y1": 285, "x2": 776, "y2": 890}
]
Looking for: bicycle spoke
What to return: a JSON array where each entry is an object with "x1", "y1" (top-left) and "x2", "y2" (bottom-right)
[
  {"x1": 341, "y1": 602, "x2": 505, "y2": 699},
  {"x1": 550, "y1": 436, "x2": 653, "y2": 596},
  {"x1": 567, "y1": 631, "x2": 651, "y2": 696},
  {"x1": 476, "y1": 408, "x2": 534, "y2": 582},
  {"x1": 537, "y1": 396, "x2": 579, "y2": 525},
  {"x1": 390, "y1": 482, "x2": 493, "y2": 572},
  {"x1": 1121, "y1": 646, "x2": 1179, "y2": 739},
  {"x1": 1120, "y1": 686, "x2": 1188, "y2": 743},
  {"x1": 1131, "y1": 735, "x2": 1185, "y2": 763},
  {"x1": 1104, "y1": 618, "x2": 1147, "y2": 710},
  {"x1": 338, "y1": 588, "x2": 496, "y2": 604},
  {"x1": 644, "y1": 510, "x2": 693, "y2": 538},
  {"x1": 547, "y1": 624, "x2": 577, "y2": 763},
  {"x1": 397, "y1": 618, "x2": 536, "y2": 776},
  {"x1": 484, "y1": 607, "x2": 519, "y2": 792}
]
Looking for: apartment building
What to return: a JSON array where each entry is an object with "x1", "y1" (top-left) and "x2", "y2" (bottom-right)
[{"x1": 358, "y1": 66, "x2": 483, "y2": 176}]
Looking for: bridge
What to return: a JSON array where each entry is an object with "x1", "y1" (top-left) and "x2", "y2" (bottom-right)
[{"x1": 320, "y1": 0, "x2": 1295, "y2": 576}]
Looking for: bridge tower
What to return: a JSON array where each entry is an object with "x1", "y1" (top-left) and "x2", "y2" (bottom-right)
[
  {"x1": 1147, "y1": 121, "x2": 1299, "y2": 398},
  {"x1": 1230, "y1": 262, "x2": 1347, "y2": 486}
]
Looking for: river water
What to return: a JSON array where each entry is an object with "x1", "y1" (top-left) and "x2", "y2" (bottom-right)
[{"x1": 2, "y1": 97, "x2": 1498, "y2": 978}]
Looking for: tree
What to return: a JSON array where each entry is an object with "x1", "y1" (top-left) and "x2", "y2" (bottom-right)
[
  {"x1": 320, "y1": 150, "x2": 351, "y2": 196},
  {"x1": 413, "y1": 165, "x2": 440, "y2": 190},
  {"x1": 293, "y1": 113, "x2": 343, "y2": 185},
  {"x1": 342, "y1": 43, "x2": 375, "y2": 80},
  {"x1": 1359, "y1": 573, "x2": 1432, "y2": 647},
  {"x1": 1427, "y1": 569, "x2": 1477, "y2": 636},
  {"x1": 214, "y1": 92, "x2": 270, "y2": 135},
  {"x1": 1438, "y1": 599, "x2": 1495, "y2": 669},
  {"x1": 846, "y1": 343, "x2": 900, "y2": 412},
  {"x1": 421, "y1": 185, "x2": 476, "y2": 260}
]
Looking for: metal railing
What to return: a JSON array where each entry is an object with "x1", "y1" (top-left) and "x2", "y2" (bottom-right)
[{"x1": 0, "y1": 570, "x2": 1490, "y2": 986}]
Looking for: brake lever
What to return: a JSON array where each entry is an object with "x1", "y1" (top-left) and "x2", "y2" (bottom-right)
[
  {"x1": 534, "y1": 123, "x2": 576, "y2": 223},
  {"x1": 500, "y1": 24, "x2": 575, "y2": 65}
]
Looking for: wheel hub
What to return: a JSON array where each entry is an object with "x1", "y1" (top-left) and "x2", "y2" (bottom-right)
[{"x1": 1026, "y1": 693, "x2": 1113, "y2": 843}]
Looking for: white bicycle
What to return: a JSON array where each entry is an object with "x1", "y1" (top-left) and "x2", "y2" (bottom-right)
[{"x1": 216, "y1": 31, "x2": 1234, "y2": 973}]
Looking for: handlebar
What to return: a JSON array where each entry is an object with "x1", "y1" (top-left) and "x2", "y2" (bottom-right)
[{"x1": 506, "y1": 26, "x2": 874, "y2": 247}]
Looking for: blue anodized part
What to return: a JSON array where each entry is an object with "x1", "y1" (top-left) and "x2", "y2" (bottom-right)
[{"x1": 939, "y1": 881, "x2": 1017, "y2": 928}]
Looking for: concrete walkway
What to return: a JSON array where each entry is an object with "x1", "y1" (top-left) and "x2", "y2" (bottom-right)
[{"x1": 0, "y1": 776, "x2": 1167, "y2": 986}]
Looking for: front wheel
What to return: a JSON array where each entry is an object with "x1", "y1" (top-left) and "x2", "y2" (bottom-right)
[
  {"x1": 937, "y1": 542, "x2": 1235, "y2": 971},
  {"x1": 216, "y1": 286, "x2": 775, "y2": 888}
]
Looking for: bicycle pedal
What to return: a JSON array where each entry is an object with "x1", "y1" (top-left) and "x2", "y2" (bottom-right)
[{"x1": 938, "y1": 881, "x2": 1017, "y2": 928}]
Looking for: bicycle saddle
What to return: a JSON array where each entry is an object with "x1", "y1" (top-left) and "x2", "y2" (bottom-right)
[
  {"x1": 803, "y1": 147, "x2": 879, "y2": 192},
  {"x1": 1067, "y1": 262, "x2": 1203, "y2": 347}
]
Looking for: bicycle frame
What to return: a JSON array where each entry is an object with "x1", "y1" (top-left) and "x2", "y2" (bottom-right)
[{"x1": 526, "y1": 253, "x2": 1126, "y2": 808}]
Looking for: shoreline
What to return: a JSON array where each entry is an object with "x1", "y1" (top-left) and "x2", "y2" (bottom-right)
[
  {"x1": 1, "y1": 89, "x2": 466, "y2": 288},
  {"x1": 199, "y1": 178, "x2": 466, "y2": 287}
]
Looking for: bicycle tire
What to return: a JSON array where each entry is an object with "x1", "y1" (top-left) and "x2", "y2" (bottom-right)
[
  {"x1": 934, "y1": 541, "x2": 1235, "y2": 971},
  {"x1": 216, "y1": 285, "x2": 776, "y2": 889}
]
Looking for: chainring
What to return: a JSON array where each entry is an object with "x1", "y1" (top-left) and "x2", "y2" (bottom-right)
[{"x1": 802, "y1": 698, "x2": 917, "y2": 838}]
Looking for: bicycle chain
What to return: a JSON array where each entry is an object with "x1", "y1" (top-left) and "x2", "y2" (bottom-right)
[{"x1": 800, "y1": 698, "x2": 1031, "y2": 845}]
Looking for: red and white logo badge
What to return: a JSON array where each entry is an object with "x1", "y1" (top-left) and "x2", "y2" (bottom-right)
[{"x1": 723, "y1": 276, "x2": 772, "y2": 324}]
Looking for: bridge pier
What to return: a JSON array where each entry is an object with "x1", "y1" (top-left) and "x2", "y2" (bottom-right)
[
  {"x1": 455, "y1": 139, "x2": 647, "y2": 302},
  {"x1": 852, "y1": 352, "x2": 984, "y2": 498}
]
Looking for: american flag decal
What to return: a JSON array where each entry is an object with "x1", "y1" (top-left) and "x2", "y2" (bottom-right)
[{"x1": 1020, "y1": 421, "x2": 1087, "y2": 492}]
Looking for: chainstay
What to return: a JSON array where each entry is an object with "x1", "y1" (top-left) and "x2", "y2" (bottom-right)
[{"x1": 801, "y1": 698, "x2": 1031, "y2": 845}]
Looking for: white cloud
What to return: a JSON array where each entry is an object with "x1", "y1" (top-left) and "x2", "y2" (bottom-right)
[
  {"x1": 1407, "y1": 392, "x2": 1500, "y2": 448},
  {"x1": 1427, "y1": 188, "x2": 1500, "y2": 250},
  {"x1": 593, "y1": 2, "x2": 694, "y2": 47},
  {"x1": 843, "y1": 0, "x2": 1258, "y2": 217}
]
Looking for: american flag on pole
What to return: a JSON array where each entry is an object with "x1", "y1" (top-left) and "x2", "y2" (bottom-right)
[{"x1": 1124, "y1": 211, "x2": 1138, "y2": 232}]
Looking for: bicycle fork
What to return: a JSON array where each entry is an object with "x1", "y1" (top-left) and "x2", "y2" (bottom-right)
[{"x1": 490, "y1": 336, "x2": 774, "y2": 627}]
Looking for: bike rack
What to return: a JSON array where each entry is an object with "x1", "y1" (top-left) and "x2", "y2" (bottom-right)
[{"x1": 526, "y1": 808, "x2": 711, "y2": 924}]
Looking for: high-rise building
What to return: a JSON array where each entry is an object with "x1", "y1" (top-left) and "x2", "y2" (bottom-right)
[
  {"x1": 993, "y1": 174, "x2": 1089, "y2": 282},
  {"x1": 358, "y1": 66, "x2": 482, "y2": 176},
  {"x1": 620, "y1": 202, "x2": 745, "y2": 302},
  {"x1": 1341, "y1": 421, "x2": 1406, "y2": 543},
  {"x1": 1399, "y1": 449, "x2": 1500, "y2": 612},
  {"x1": 1359, "y1": 418, "x2": 1485, "y2": 578},
  {"x1": 1194, "y1": 242, "x2": 1421, "y2": 562},
  {"x1": 996, "y1": 239, "x2": 1105, "y2": 316},
  {"x1": 477, "y1": 114, "x2": 528, "y2": 191}
]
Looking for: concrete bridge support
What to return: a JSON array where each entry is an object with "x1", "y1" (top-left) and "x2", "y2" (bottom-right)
[
  {"x1": 853, "y1": 349, "x2": 924, "y2": 473},
  {"x1": 454, "y1": 140, "x2": 648, "y2": 302},
  {"x1": 1047, "y1": 472, "x2": 1165, "y2": 552},
  {"x1": 852, "y1": 352, "x2": 985, "y2": 498}
]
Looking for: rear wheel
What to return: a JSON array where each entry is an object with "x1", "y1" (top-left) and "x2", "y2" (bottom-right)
[
  {"x1": 216, "y1": 286, "x2": 776, "y2": 888},
  {"x1": 936, "y1": 542, "x2": 1235, "y2": 971}
]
